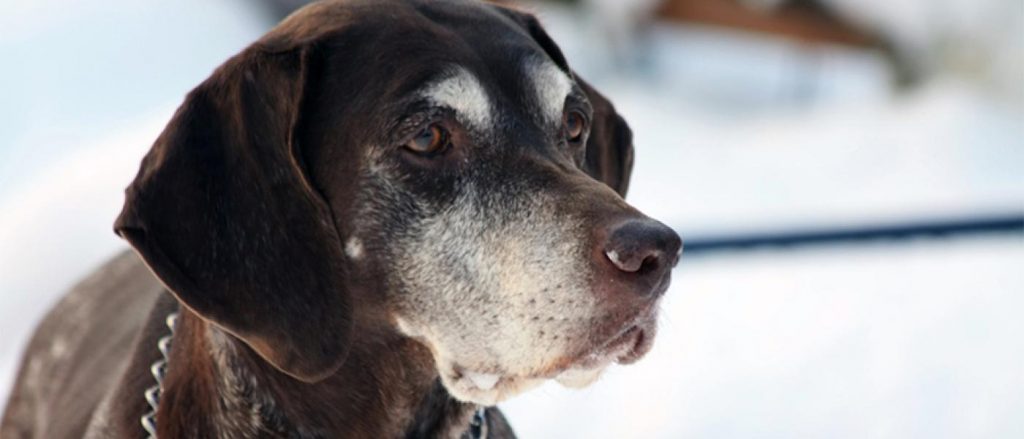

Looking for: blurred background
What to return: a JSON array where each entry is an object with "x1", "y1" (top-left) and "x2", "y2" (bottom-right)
[{"x1": 1, "y1": 0, "x2": 1021, "y2": 437}]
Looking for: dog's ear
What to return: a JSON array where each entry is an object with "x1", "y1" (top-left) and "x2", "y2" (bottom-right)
[
  {"x1": 494, "y1": 6, "x2": 635, "y2": 197},
  {"x1": 575, "y1": 77, "x2": 635, "y2": 197},
  {"x1": 114, "y1": 42, "x2": 352, "y2": 383}
]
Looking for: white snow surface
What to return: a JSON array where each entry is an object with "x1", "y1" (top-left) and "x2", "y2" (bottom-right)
[{"x1": 2, "y1": 1, "x2": 1022, "y2": 437}]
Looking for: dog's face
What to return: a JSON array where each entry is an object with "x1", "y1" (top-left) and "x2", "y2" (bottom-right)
[{"x1": 116, "y1": 0, "x2": 680, "y2": 405}]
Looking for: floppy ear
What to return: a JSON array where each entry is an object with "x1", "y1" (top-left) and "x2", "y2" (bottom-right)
[
  {"x1": 576, "y1": 77, "x2": 635, "y2": 197},
  {"x1": 114, "y1": 43, "x2": 352, "y2": 383},
  {"x1": 494, "y1": 5, "x2": 635, "y2": 197}
]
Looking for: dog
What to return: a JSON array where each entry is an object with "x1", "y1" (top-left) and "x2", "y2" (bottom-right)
[{"x1": 1, "y1": 0, "x2": 681, "y2": 437}]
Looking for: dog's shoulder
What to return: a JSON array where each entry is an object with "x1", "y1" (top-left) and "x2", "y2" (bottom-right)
[{"x1": 1, "y1": 250, "x2": 164, "y2": 438}]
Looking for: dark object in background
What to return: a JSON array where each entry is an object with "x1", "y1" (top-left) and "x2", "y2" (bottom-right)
[
  {"x1": 657, "y1": 0, "x2": 878, "y2": 47},
  {"x1": 656, "y1": 0, "x2": 919, "y2": 85},
  {"x1": 683, "y1": 213, "x2": 1024, "y2": 256}
]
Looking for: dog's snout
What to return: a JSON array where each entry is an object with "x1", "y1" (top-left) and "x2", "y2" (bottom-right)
[{"x1": 602, "y1": 220, "x2": 682, "y2": 292}]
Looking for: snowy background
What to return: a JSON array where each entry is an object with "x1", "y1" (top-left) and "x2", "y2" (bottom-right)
[{"x1": 1, "y1": 0, "x2": 1021, "y2": 437}]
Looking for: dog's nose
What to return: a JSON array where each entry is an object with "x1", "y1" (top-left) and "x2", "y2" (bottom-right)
[{"x1": 603, "y1": 219, "x2": 682, "y2": 292}]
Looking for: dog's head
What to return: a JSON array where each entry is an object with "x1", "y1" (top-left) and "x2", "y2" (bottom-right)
[{"x1": 115, "y1": 0, "x2": 681, "y2": 405}]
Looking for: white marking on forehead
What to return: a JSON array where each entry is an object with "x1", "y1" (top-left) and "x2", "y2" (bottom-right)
[
  {"x1": 421, "y1": 67, "x2": 493, "y2": 129},
  {"x1": 529, "y1": 60, "x2": 573, "y2": 124}
]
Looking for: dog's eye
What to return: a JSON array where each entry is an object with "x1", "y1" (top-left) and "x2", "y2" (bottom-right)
[
  {"x1": 565, "y1": 110, "x2": 586, "y2": 143},
  {"x1": 405, "y1": 124, "x2": 450, "y2": 155}
]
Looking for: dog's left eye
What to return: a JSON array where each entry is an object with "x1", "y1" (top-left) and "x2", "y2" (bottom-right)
[
  {"x1": 564, "y1": 110, "x2": 586, "y2": 143},
  {"x1": 404, "y1": 124, "x2": 450, "y2": 155}
]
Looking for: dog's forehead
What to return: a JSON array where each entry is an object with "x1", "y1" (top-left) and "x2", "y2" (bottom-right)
[
  {"x1": 295, "y1": 0, "x2": 577, "y2": 136},
  {"x1": 414, "y1": 57, "x2": 573, "y2": 132},
  {"x1": 422, "y1": 2, "x2": 577, "y2": 126}
]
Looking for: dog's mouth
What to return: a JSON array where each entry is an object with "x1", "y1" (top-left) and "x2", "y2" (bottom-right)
[
  {"x1": 441, "y1": 315, "x2": 658, "y2": 405},
  {"x1": 593, "y1": 320, "x2": 656, "y2": 366},
  {"x1": 549, "y1": 320, "x2": 655, "y2": 388}
]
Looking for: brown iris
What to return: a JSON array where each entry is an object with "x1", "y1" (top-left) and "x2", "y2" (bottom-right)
[
  {"x1": 405, "y1": 124, "x2": 449, "y2": 154},
  {"x1": 565, "y1": 110, "x2": 586, "y2": 143}
]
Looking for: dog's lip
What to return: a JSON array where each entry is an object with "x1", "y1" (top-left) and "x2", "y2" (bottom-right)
[
  {"x1": 594, "y1": 307, "x2": 658, "y2": 361},
  {"x1": 574, "y1": 325, "x2": 637, "y2": 366},
  {"x1": 541, "y1": 315, "x2": 657, "y2": 378},
  {"x1": 613, "y1": 323, "x2": 652, "y2": 365},
  {"x1": 588, "y1": 322, "x2": 648, "y2": 366},
  {"x1": 609, "y1": 325, "x2": 643, "y2": 360}
]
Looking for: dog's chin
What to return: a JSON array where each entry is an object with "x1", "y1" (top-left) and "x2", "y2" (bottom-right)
[
  {"x1": 441, "y1": 370, "x2": 545, "y2": 406},
  {"x1": 440, "y1": 320, "x2": 657, "y2": 406}
]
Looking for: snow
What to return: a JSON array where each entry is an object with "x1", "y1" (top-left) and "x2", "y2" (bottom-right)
[{"x1": 1, "y1": 0, "x2": 1022, "y2": 437}]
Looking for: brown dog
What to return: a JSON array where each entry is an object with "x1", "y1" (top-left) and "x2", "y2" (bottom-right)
[{"x1": 1, "y1": 0, "x2": 681, "y2": 437}]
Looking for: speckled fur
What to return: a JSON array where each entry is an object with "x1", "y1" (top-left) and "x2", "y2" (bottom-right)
[{"x1": 1, "y1": 1, "x2": 669, "y2": 437}]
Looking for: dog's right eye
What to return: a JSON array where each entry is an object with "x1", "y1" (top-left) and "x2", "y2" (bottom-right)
[{"x1": 404, "y1": 124, "x2": 450, "y2": 155}]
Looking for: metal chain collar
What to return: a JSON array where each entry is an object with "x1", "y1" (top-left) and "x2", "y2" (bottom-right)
[{"x1": 141, "y1": 312, "x2": 178, "y2": 438}]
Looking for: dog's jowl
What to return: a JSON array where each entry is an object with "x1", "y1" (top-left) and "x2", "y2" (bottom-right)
[{"x1": 1, "y1": 1, "x2": 682, "y2": 437}]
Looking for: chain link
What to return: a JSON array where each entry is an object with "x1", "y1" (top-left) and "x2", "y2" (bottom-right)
[{"x1": 140, "y1": 312, "x2": 178, "y2": 438}]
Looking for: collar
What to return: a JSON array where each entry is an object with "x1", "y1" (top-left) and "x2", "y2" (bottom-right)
[{"x1": 140, "y1": 311, "x2": 178, "y2": 438}]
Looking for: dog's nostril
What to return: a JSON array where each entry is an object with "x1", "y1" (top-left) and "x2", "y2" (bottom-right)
[
  {"x1": 605, "y1": 248, "x2": 663, "y2": 274},
  {"x1": 606, "y1": 248, "x2": 641, "y2": 273},
  {"x1": 638, "y1": 254, "x2": 661, "y2": 274}
]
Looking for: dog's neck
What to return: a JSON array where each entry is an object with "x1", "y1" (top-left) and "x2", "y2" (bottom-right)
[{"x1": 154, "y1": 309, "x2": 479, "y2": 438}]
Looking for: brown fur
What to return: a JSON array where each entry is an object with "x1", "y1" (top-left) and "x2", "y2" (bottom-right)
[{"x1": 2, "y1": 1, "x2": 680, "y2": 437}]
